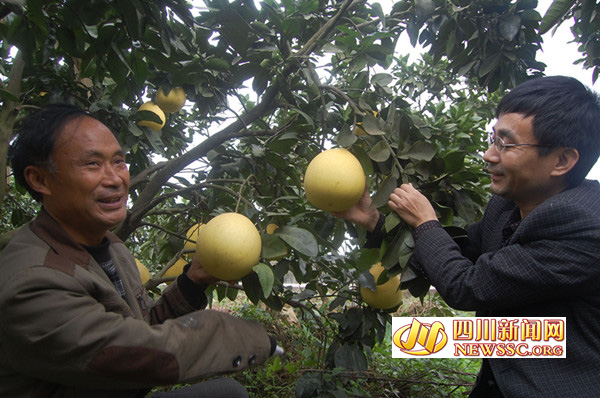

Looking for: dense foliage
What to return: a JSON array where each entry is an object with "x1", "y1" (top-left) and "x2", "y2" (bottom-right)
[{"x1": 0, "y1": 0, "x2": 593, "y2": 392}]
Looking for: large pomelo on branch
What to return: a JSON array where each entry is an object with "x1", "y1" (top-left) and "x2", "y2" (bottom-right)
[
  {"x1": 155, "y1": 86, "x2": 187, "y2": 113},
  {"x1": 184, "y1": 223, "x2": 204, "y2": 260},
  {"x1": 195, "y1": 213, "x2": 262, "y2": 280},
  {"x1": 135, "y1": 258, "x2": 151, "y2": 285},
  {"x1": 163, "y1": 257, "x2": 188, "y2": 285},
  {"x1": 304, "y1": 148, "x2": 365, "y2": 212},
  {"x1": 360, "y1": 262, "x2": 402, "y2": 310},
  {"x1": 136, "y1": 101, "x2": 166, "y2": 131}
]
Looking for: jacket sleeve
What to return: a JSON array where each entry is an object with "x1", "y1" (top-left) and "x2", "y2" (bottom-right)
[
  {"x1": 411, "y1": 198, "x2": 600, "y2": 311},
  {"x1": 0, "y1": 265, "x2": 272, "y2": 390},
  {"x1": 109, "y1": 242, "x2": 208, "y2": 325},
  {"x1": 146, "y1": 274, "x2": 208, "y2": 325}
]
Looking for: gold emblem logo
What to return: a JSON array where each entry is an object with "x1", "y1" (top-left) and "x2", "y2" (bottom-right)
[{"x1": 393, "y1": 318, "x2": 448, "y2": 355}]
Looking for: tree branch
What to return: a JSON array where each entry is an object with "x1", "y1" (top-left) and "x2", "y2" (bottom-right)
[{"x1": 115, "y1": 0, "x2": 356, "y2": 240}]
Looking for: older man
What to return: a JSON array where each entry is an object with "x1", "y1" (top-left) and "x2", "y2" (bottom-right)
[{"x1": 1, "y1": 104, "x2": 278, "y2": 397}]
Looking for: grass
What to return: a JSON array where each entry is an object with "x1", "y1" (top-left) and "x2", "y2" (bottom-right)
[
  {"x1": 148, "y1": 290, "x2": 479, "y2": 397},
  {"x1": 222, "y1": 291, "x2": 480, "y2": 398}
]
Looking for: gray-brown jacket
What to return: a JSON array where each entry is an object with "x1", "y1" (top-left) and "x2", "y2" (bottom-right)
[{"x1": 0, "y1": 209, "x2": 272, "y2": 397}]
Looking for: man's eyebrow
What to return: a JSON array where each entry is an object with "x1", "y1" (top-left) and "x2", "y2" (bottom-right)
[
  {"x1": 494, "y1": 127, "x2": 516, "y2": 141},
  {"x1": 80, "y1": 149, "x2": 126, "y2": 158}
]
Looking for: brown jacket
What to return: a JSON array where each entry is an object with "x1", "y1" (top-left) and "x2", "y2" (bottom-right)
[{"x1": 0, "y1": 209, "x2": 272, "y2": 397}]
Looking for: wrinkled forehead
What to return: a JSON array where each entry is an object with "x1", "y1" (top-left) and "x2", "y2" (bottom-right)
[
  {"x1": 54, "y1": 115, "x2": 118, "y2": 146},
  {"x1": 51, "y1": 116, "x2": 123, "y2": 161}
]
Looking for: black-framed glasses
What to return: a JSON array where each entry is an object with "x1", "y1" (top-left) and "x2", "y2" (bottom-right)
[{"x1": 488, "y1": 134, "x2": 553, "y2": 152}]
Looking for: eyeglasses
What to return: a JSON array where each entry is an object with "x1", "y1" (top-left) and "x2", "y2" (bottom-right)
[{"x1": 488, "y1": 134, "x2": 553, "y2": 152}]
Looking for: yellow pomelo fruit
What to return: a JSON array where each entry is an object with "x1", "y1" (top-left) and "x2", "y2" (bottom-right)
[
  {"x1": 266, "y1": 223, "x2": 280, "y2": 234},
  {"x1": 354, "y1": 123, "x2": 367, "y2": 136},
  {"x1": 360, "y1": 262, "x2": 402, "y2": 310},
  {"x1": 184, "y1": 223, "x2": 204, "y2": 259},
  {"x1": 155, "y1": 86, "x2": 187, "y2": 113},
  {"x1": 304, "y1": 148, "x2": 365, "y2": 212},
  {"x1": 137, "y1": 101, "x2": 166, "y2": 131},
  {"x1": 163, "y1": 257, "x2": 188, "y2": 285},
  {"x1": 135, "y1": 258, "x2": 151, "y2": 285},
  {"x1": 196, "y1": 212, "x2": 262, "y2": 280}
]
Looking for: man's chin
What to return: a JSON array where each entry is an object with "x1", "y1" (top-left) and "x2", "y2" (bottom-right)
[
  {"x1": 99, "y1": 210, "x2": 127, "y2": 229},
  {"x1": 489, "y1": 182, "x2": 508, "y2": 198}
]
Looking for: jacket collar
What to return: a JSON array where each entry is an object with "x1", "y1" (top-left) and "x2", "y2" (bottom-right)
[{"x1": 30, "y1": 208, "x2": 123, "y2": 272}]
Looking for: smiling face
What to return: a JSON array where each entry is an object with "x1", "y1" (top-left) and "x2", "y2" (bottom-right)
[
  {"x1": 28, "y1": 116, "x2": 130, "y2": 245},
  {"x1": 483, "y1": 112, "x2": 572, "y2": 217}
]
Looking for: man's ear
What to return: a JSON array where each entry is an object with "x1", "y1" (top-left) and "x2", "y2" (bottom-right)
[
  {"x1": 550, "y1": 147, "x2": 579, "y2": 177},
  {"x1": 23, "y1": 165, "x2": 52, "y2": 197}
]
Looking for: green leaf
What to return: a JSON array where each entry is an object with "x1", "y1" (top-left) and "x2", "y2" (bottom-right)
[
  {"x1": 372, "y1": 73, "x2": 393, "y2": 87},
  {"x1": 407, "y1": 20, "x2": 420, "y2": 47},
  {"x1": 261, "y1": 233, "x2": 288, "y2": 260},
  {"x1": 384, "y1": 212, "x2": 401, "y2": 232},
  {"x1": 444, "y1": 151, "x2": 465, "y2": 174},
  {"x1": 277, "y1": 226, "x2": 318, "y2": 257},
  {"x1": 114, "y1": 0, "x2": 144, "y2": 40},
  {"x1": 368, "y1": 140, "x2": 391, "y2": 162},
  {"x1": 253, "y1": 262, "x2": 275, "y2": 298},
  {"x1": 144, "y1": 128, "x2": 166, "y2": 155},
  {"x1": 539, "y1": 0, "x2": 576, "y2": 35},
  {"x1": 381, "y1": 225, "x2": 412, "y2": 269},
  {"x1": 128, "y1": 121, "x2": 145, "y2": 137},
  {"x1": 478, "y1": 53, "x2": 502, "y2": 78},
  {"x1": 334, "y1": 344, "x2": 368, "y2": 371},
  {"x1": 499, "y1": 15, "x2": 521, "y2": 41},
  {"x1": 451, "y1": 187, "x2": 478, "y2": 224},
  {"x1": 205, "y1": 57, "x2": 231, "y2": 72},
  {"x1": 398, "y1": 141, "x2": 436, "y2": 161},
  {"x1": 401, "y1": 274, "x2": 431, "y2": 298},
  {"x1": 226, "y1": 286, "x2": 239, "y2": 301},
  {"x1": 135, "y1": 110, "x2": 164, "y2": 125},
  {"x1": 295, "y1": 373, "x2": 321, "y2": 398},
  {"x1": 355, "y1": 248, "x2": 380, "y2": 272},
  {"x1": 435, "y1": 203, "x2": 454, "y2": 226},
  {"x1": 371, "y1": 170, "x2": 399, "y2": 208},
  {"x1": 252, "y1": 69, "x2": 269, "y2": 95},
  {"x1": 55, "y1": 27, "x2": 83, "y2": 57},
  {"x1": 322, "y1": 42, "x2": 343, "y2": 53},
  {"x1": 358, "y1": 270, "x2": 376, "y2": 291},
  {"x1": 336, "y1": 124, "x2": 357, "y2": 147},
  {"x1": 362, "y1": 112, "x2": 385, "y2": 135},
  {"x1": 110, "y1": 42, "x2": 133, "y2": 74},
  {"x1": 241, "y1": 272, "x2": 262, "y2": 304},
  {"x1": 291, "y1": 108, "x2": 314, "y2": 126}
]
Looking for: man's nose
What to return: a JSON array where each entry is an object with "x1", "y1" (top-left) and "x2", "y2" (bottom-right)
[
  {"x1": 483, "y1": 145, "x2": 499, "y2": 163},
  {"x1": 102, "y1": 164, "x2": 125, "y2": 185}
]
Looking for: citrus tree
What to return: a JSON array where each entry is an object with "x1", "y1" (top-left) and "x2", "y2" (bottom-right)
[
  {"x1": 0, "y1": 0, "x2": 585, "y2": 389},
  {"x1": 539, "y1": 0, "x2": 600, "y2": 82}
]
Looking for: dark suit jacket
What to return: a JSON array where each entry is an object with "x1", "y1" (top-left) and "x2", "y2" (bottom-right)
[{"x1": 412, "y1": 179, "x2": 600, "y2": 397}]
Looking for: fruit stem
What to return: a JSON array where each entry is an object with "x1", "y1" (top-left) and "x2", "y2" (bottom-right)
[{"x1": 235, "y1": 174, "x2": 258, "y2": 213}]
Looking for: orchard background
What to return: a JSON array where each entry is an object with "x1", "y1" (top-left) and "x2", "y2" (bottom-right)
[{"x1": 1, "y1": 0, "x2": 598, "y2": 395}]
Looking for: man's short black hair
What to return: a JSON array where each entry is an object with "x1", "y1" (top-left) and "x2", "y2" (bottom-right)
[
  {"x1": 8, "y1": 103, "x2": 92, "y2": 202},
  {"x1": 496, "y1": 75, "x2": 600, "y2": 187}
]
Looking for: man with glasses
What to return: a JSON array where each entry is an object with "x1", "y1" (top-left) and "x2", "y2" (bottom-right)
[{"x1": 334, "y1": 76, "x2": 600, "y2": 397}]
